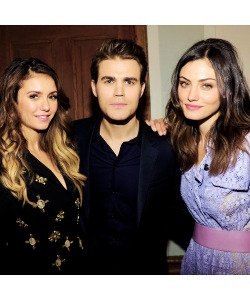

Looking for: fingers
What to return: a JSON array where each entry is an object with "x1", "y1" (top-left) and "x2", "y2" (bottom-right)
[
  {"x1": 145, "y1": 118, "x2": 167, "y2": 136},
  {"x1": 156, "y1": 120, "x2": 167, "y2": 136}
]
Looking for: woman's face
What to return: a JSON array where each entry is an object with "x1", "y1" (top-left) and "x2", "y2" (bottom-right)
[
  {"x1": 16, "y1": 73, "x2": 58, "y2": 136},
  {"x1": 178, "y1": 58, "x2": 221, "y2": 130}
]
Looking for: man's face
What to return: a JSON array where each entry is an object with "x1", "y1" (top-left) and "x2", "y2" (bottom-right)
[{"x1": 91, "y1": 57, "x2": 145, "y2": 123}]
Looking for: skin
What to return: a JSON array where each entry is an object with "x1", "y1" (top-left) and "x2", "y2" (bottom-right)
[
  {"x1": 145, "y1": 118, "x2": 167, "y2": 136},
  {"x1": 16, "y1": 73, "x2": 66, "y2": 188},
  {"x1": 16, "y1": 73, "x2": 58, "y2": 137},
  {"x1": 178, "y1": 58, "x2": 221, "y2": 137},
  {"x1": 91, "y1": 57, "x2": 145, "y2": 155}
]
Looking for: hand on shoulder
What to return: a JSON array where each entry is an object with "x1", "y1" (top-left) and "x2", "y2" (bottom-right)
[{"x1": 145, "y1": 118, "x2": 168, "y2": 136}]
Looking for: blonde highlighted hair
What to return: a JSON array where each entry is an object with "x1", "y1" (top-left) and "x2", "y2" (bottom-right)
[{"x1": 0, "y1": 58, "x2": 86, "y2": 205}]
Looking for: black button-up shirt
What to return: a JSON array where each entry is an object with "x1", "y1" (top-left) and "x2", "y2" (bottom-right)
[{"x1": 89, "y1": 118, "x2": 141, "y2": 266}]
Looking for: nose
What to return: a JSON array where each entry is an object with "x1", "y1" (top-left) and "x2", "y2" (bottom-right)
[
  {"x1": 40, "y1": 97, "x2": 50, "y2": 111},
  {"x1": 188, "y1": 86, "x2": 199, "y2": 101},
  {"x1": 114, "y1": 81, "x2": 124, "y2": 97}
]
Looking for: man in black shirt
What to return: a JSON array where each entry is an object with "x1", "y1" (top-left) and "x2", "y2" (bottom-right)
[{"x1": 74, "y1": 39, "x2": 180, "y2": 274}]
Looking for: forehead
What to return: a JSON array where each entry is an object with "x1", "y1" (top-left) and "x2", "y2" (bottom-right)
[
  {"x1": 98, "y1": 58, "x2": 141, "y2": 78},
  {"x1": 20, "y1": 73, "x2": 56, "y2": 88},
  {"x1": 180, "y1": 58, "x2": 216, "y2": 78}
]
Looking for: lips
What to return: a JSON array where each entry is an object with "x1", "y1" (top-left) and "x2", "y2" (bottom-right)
[
  {"x1": 185, "y1": 104, "x2": 202, "y2": 111},
  {"x1": 111, "y1": 103, "x2": 127, "y2": 108},
  {"x1": 35, "y1": 115, "x2": 50, "y2": 121}
]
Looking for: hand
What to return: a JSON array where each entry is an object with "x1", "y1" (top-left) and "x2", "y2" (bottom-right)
[{"x1": 145, "y1": 118, "x2": 168, "y2": 136}]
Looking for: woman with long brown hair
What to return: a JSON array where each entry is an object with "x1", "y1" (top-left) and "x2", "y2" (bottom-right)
[
  {"x1": 0, "y1": 58, "x2": 86, "y2": 274},
  {"x1": 166, "y1": 38, "x2": 250, "y2": 275},
  {"x1": 149, "y1": 38, "x2": 250, "y2": 274}
]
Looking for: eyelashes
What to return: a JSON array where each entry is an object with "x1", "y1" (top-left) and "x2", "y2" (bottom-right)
[{"x1": 179, "y1": 81, "x2": 213, "y2": 90}]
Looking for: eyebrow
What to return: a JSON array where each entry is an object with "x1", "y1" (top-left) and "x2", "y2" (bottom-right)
[
  {"x1": 27, "y1": 90, "x2": 57, "y2": 94},
  {"x1": 100, "y1": 76, "x2": 138, "y2": 82},
  {"x1": 179, "y1": 76, "x2": 216, "y2": 82}
]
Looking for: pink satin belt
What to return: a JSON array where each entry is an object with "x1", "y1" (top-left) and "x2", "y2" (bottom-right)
[{"x1": 193, "y1": 223, "x2": 250, "y2": 253}]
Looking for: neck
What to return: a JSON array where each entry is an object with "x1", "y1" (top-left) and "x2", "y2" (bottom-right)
[
  {"x1": 100, "y1": 115, "x2": 139, "y2": 142},
  {"x1": 21, "y1": 127, "x2": 41, "y2": 153},
  {"x1": 198, "y1": 110, "x2": 220, "y2": 144}
]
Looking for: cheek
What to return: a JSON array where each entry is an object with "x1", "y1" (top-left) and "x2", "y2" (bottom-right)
[
  {"x1": 52, "y1": 102, "x2": 58, "y2": 113},
  {"x1": 205, "y1": 92, "x2": 220, "y2": 107},
  {"x1": 17, "y1": 101, "x2": 36, "y2": 115},
  {"x1": 177, "y1": 88, "x2": 184, "y2": 102}
]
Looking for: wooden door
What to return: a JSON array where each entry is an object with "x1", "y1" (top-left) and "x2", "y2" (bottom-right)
[{"x1": 0, "y1": 25, "x2": 149, "y2": 120}]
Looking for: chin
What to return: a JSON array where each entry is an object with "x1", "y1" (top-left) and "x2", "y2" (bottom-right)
[
  {"x1": 183, "y1": 111, "x2": 203, "y2": 121},
  {"x1": 105, "y1": 113, "x2": 136, "y2": 125}
]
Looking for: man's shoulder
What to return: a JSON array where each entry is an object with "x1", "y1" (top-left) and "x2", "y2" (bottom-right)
[
  {"x1": 73, "y1": 116, "x2": 99, "y2": 143},
  {"x1": 141, "y1": 121, "x2": 171, "y2": 144},
  {"x1": 74, "y1": 116, "x2": 97, "y2": 129}
]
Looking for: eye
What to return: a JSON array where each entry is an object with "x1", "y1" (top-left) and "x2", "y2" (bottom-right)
[
  {"x1": 126, "y1": 80, "x2": 135, "y2": 85},
  {"x1": 29, "y1": 94, "x2": 38, "y2": 99},
  {"x1": 49, "y1": 94, "x2": 58, "y2": 100},
  {"x1": 202, "y1": 84, "x2": 213, "y2": 90},
  {"x1": 104, "y1": 79, "x2": 113, "y2": 84},
  {"x1": 179, "y1": 81, "x2": 189, "y2": 87}
]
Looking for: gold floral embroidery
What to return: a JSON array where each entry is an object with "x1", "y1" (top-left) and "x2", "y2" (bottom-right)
[
  {"x1": 76, "y1": 214, "x2": 79, "y2": 224},
  {"x1": 62, "y1": 236, "x2": 73, "y2": 251},
  {"x1": 33, "y1": 195, "x2": 49, "y2": 213},
  {"x1": 48, "y1": 230, "x2": 60, "y2": 242},
  {"x1": 35, "y1": 174, "x2": 47, "y2": 185},
  {"x1": 55, "y1": 210, "x2": 65, "y2": 222},
  {"x1": 52, "y1": 255, "x2": 65, "y2": 271},
  {"x1": 77, "y1": 237, "x2": 84, "y2": 250},
  {"x1": 16, "y1": 218, "x2": 28, "y2": 228},
  {"x1": 75, "y1": 198, "x2": 80, "y2": 209},
  {"x1": 25, "y1": 234, "x2": 39, "y2": 250}
]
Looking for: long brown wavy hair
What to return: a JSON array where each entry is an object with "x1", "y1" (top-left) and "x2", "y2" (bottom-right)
[
  {"x1": 166, "y1": 38, "x2": 250, "y2": 175},
  {"x1": 0, "y1": 58, "x2": 86, "y2": 205}
]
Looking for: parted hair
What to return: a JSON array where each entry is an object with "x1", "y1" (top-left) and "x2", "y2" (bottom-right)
[
  {"x1": 91, "y1": 39, "x2": 147, "y2": 84},
  {"x1": 0, "y1": 58, "x2": 86, "y2": 205},
  {"x1": 166, "y1": 38, "x2": 250, "y2": 175}
]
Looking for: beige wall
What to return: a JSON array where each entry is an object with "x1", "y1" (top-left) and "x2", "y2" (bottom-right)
[{"x1": 204, "y1": 25, "x2": 250, "y2": 84}]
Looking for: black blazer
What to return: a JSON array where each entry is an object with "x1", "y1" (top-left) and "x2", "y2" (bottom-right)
[{"x1": 74, "y1": 116, "x2": 180, "y2": 274}]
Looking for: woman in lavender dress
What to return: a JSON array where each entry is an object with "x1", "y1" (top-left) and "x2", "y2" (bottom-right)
[{"x1": 164, "y1": 39, "x2": 250, "y2": 275}]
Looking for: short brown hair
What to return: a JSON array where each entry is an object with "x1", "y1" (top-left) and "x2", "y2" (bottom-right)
[{"x1": 91, "y1": 39, "x2": 147, "y2": 84}]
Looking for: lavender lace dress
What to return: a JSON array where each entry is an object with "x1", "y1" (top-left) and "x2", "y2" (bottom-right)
[{"x1": 181, "y1": 133, "x2": 250, "y2": 275}]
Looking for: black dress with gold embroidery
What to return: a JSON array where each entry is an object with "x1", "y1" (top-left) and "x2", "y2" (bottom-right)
[{"x1": 0, "y1": 152, "x2": 86, "y2": 274}]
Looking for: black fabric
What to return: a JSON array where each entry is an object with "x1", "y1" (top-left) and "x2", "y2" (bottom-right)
[
  {"x1": 74, "y1": 116, "x2": 181, "y2": 274},
  {"x1": 89, "y1": 117, "x2": 141, "y2": 259},
  {"x1": 0, "y1": 152, "x2": 87, "y2": 275}
]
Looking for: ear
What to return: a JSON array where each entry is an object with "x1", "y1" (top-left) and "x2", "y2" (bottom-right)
[
  {"x1": 140, "y1": 82, "x2": 146, "y2": 98},
  {"x1": 91, "y1": 80, "x2": 98, "y2": 97}
]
